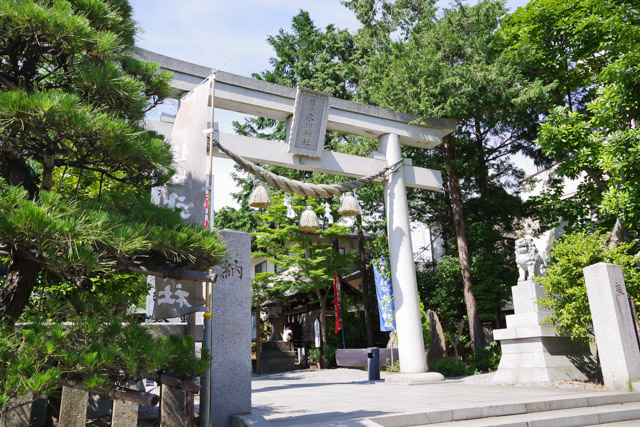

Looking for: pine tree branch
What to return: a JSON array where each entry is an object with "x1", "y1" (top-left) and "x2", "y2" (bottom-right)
[
  {"x1": 0, "y1": 247, "x2": 217, "y2": 284},
  {"x1": 59, "y1": 379, "x2": 159, "y2": 407},
  {"x1": 62, "y1": 161, "x2": 153, "y2": 188},
  {"x1": 0, "y1": 72, "x2": 17, "y2": 90},
  {"x1": 143, "y1": 371, "x2": 200, "y2": 393},
  {"x1": 116, "y1": 263, "x2": 218, "y2": 283}
]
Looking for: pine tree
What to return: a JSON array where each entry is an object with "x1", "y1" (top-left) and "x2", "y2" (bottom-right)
[
  {"x1": 0, "y1": 0, "x2": 226, "y2": 404},
  {"x1": 0, "y1": 0, "x2": 225, "y2": 321}
]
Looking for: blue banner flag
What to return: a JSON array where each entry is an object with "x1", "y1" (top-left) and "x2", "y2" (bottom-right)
[{"x1": 373, "y1": 259, "x2": 396, "y2": 331}]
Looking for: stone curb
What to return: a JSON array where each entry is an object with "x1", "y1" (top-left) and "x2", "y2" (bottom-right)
[{"x1": 369, "y1": 393, "x2": 640, "y2": 426}]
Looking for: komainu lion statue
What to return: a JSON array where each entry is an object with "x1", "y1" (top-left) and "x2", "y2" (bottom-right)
[{"x1": 515, "y1": 237, "x2": 546, "y2": 282}]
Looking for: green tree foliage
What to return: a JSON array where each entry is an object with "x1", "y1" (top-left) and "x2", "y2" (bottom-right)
[
  {"x1": 252, "y1": 196, "x2": 356, "y2": 357},
  {"x1": 499, "y1": 0, "x2": 640, "y2": 244},
  {"x1": 417, "y1": 257, "x2": 466, "y2": 344},
  {"x1": 0, "y1": 292, "x2": 210, "y2": 409},
  {"x1": 418, "y1": 252, "x2": 513, "y2": 356},
  {"x1": 538, "y1": 231, "x2": 640, "y2": 342},
  {"x1": 348, "y1": 0, "x2": 536, "y2": 350},
  {"x1": 0, "y1": 0, "x2": 226, "y2": 403},
  {"x1": 0, "y1": 0, "x2": 226, "y2": 316}
]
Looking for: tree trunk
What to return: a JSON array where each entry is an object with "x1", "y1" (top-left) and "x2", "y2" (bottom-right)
[
  {"x1": 443, "y1": 136, "x2": 486, "y2": 352},
  {"x1": 474, "y1": 119, "x2": 490, "y2": 202},
  {"x1": 1, "y1": 150, "x2": 39, "y2": 197},
  {"x1": 609, "y1": 217, "x2": 627, "y2": 248},
  {"x1": 0, "y1": 153, "x2": 43, "y2": 322},
  {"x1": 439, "y1": 162, "x2": 457, "y2": 245},
  {"x1": 42, "y1": 151, "x2": 55, "y2": 192},
  {"x1": 0, "y1": 257, "x2": 41, "y2": 321},
  {"x1": 357, "y1": 222, "x2": 375, "y2": 347}
]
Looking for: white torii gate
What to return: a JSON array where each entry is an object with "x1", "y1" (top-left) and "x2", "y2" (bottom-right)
[{"x1": 141, "y1": 49, "x2": 457, "y2": 376}]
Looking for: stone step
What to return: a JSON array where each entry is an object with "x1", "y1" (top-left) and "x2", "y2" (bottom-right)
[
  {"x1": 493, "y1": 324, "x2": 560, "y2": 340},
  {"x1": 504, "y1": 311, "x2": 553, "y2": 328},
  {"x1": 424, "y1": 402, "x2": 640, "y2": 426},
  {"x1": 260, "y1": 350, "x2": 297, "y2": 357},
  {"x1": 369, "y1": 393, "x2": 640, "y2": 427}
]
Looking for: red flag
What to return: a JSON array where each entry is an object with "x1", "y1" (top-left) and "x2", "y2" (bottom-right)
[{"x1": 334, "y1": 273, "x2": 343, "y2": 334}]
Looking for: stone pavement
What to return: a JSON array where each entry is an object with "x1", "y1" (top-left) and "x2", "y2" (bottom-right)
[{"x1": 249, "y1": 371, "x2": 640, "y2": 426}]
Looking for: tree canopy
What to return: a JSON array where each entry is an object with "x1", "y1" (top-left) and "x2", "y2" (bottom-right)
[
  {"x1": 499, "y1": 0, "x2": 640, "y2": 244},
  {"x1": 0, "y1": 0, "x2": 226, "y2": 320},
  {"x1": 0, "y1": 0, "x2": 226, "y2": 405}
]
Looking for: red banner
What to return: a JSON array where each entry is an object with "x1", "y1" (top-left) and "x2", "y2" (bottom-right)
[{"x1": 334, "y1": 273, "x2": 343, "y2": 334}]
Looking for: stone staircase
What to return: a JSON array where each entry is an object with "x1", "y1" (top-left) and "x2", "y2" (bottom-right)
[{"x1": 369, "y1": 392, "x2": 640, "y2": 427}]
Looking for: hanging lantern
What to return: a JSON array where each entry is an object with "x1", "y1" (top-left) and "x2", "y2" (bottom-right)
[
  {"x1": 338, "y1": 191, "x2": 360, "y2": 217},
  {"x1": 248, "y1": 182, "x2": 272, "y2": 208},
  {"x1": 299, "y1": 205, "x2": 320, "y2": 232}
]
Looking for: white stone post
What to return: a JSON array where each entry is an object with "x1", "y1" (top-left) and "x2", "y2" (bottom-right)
[
  {"x1": 584, "y1": 263, "x2": 640, "y2": 391},
  {"x1": 380, "y1": 133, "x2": 427, "y2": 374}
]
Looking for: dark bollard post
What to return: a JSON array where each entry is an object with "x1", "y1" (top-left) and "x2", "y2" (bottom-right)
[{"x1": 368, "y1": 347, "x2": 380, "y2": 381}]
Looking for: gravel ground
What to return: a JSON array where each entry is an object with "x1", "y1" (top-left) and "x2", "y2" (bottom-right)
[{"x1": 255, "y1": 368, "x2": 605, "y2": 391}]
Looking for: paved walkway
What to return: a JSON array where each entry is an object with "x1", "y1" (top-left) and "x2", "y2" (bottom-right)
[{"x1": 250, "y1": 370, "x2": 632, "y2": 426}]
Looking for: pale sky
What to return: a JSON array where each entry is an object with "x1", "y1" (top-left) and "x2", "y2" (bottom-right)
[{"x1": 131, "y1": 0, "x2": 532, "y2": 213}]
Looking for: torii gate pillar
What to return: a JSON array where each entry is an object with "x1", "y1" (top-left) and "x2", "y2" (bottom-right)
[{"x1": 381, "y1": 134, "x2": 427, "y2": 373}]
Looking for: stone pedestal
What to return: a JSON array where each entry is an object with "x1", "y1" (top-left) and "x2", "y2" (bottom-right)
[
  {"x1": 584, "y1": 263, "x2": 640, "y2": 391},
  {"x1": 493, "y1": 280, "x2": 593, "y2": 383},
  {"x1": 260, "y1": 342, "x2": 297, "y2": 373}
]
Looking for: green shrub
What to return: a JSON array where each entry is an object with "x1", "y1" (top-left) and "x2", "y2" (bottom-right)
[
  {"x1": 308, "y1": 347, "x2": 319, "y2": 361},
  {"x1": 323, "y1": 344, "x2": 337, "y2": 365},
  {"x1": 420, "y1": 301, "x2": 430, "y2": 351},
  {"x1": 469, "y1": 341, "x2": 502, "y2": 372},
  {"x1": 385, "y1": 358, "x2": 400, "y2": 372},
  {"x1": 429, "y1": 358, "x2": 476, "y2": 377},
  {"x1": 538, "y1": 231, "x2": 640, "y2": 343},
  {"x1": 308, "y1": 346, "x2": 336, "y2": 365}
]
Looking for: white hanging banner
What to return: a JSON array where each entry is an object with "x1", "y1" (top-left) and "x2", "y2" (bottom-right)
[
  {"x1": 324, "y1": 201, "x2": 333, "y2": 224},
  {"x1": 151, "y1": 78, "x2": 210, "y2": 319},
  {"x1": 284, "y1": 193, "x2": 296, "y2": 218},
  {"x1": 314, "y1": 318, "x2": 321, "y2": 348}
]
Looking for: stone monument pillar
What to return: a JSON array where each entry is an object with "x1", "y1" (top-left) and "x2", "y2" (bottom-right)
[
  {"x1": 584, "y1": 263, "x2": 640, "y2": 391},
  {"x1": 209, "y1": 229, "x2": 252, "y2": 426},
  {"x1": 493, "y1": 237, "x2": 593, "y2": 383}
]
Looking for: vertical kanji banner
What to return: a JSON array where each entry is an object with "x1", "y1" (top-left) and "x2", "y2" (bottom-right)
[
  {"x1": 373, "y1": 259, "x2": 396, "y2": 331},
  {"x1": 152, "y1": 278, "x2": 206, "y2": 319},
  {"x1": 150, "y1": 78, "x2": 210, "y2": 319}
]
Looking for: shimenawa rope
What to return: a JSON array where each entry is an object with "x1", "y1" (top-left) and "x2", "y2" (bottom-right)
[{"x1": 212, "y1": 140, "x2": 402, "y2": 198}]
